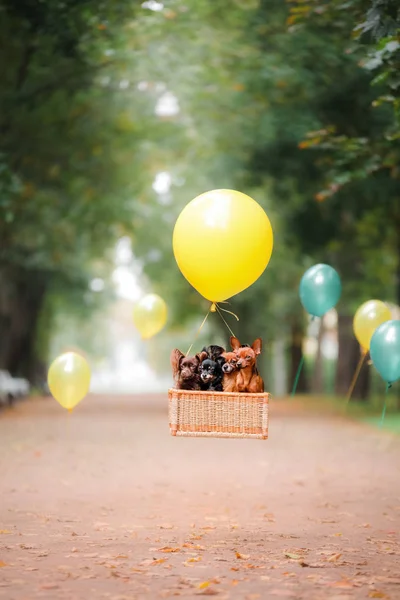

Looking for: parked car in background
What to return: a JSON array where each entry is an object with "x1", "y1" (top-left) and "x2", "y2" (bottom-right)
[{"x1": 0, "y1": 370, "x2": 30, "y2": 406}]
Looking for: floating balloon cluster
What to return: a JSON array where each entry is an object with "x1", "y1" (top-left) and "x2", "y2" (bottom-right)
[
  {"x1": 46, "y1": 187, "x2": 399, "y2": 415},
  {"x1": 298, "y1": 265, "x2": 400, "y2": 394}
]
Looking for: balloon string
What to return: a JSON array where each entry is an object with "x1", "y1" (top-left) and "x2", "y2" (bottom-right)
[
  {"x1": 186, "y1": 309, "x2": 211, "y2": 356},
  {"x1": 346, "y1": 350, "x2": 367, "y2": 403},
  {"x1": 215, "y1": 304, "x2": 237, "y2": 338},
  {"x1": 291, "y1": 314, "x2": 316, "y2": 397},
  {"x1": 380, "y1": 382, "x2": 390, "y2": 428},
  {"x1": 291, "y1": 354, "x2": 305, "y2": 397}
]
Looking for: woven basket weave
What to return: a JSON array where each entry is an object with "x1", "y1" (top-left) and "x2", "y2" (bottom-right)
[{"x1": 168, "y1": 388, "x2": 270, "y2": 439}]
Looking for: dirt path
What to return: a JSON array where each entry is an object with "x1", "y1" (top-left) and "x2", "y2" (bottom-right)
[{"x1": 1, "y1": 395, "x2": 400, "y2": 600}]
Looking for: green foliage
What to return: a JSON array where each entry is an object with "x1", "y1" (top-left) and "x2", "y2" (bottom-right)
[{"x1": 1, "y1": 0, "x2": 399, "y2": 379}]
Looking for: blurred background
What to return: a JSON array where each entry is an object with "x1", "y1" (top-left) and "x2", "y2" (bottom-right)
[{"x1": 0, "y1": 0, "x2": 399, "y2": 408}]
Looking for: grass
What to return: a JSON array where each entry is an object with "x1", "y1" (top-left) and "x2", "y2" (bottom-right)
[
  {"x1": 287, "y1": 391, "x2": 400, "y2": 435},
  {"x1": 362, "y1": 414, "x2": 400, "y2": 434}
]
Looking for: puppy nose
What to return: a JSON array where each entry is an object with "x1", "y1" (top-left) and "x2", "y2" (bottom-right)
[{"x1": 237, "y1": 361, "x2": 242, "y2": 367}]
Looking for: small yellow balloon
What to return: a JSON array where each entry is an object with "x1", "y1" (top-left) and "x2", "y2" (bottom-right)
[
  {"x1": 133, "y1": 294, "x2": 167, "y2": 339},
  {"x1": 47, "y1": 352, "x2": 91, "y2": 411},
  {"x1": 173, "y1": 189, "x2": 274, "y2": 302},
  {"x1": 353, "y1": 300, "x2": 392, "y2": 352}
]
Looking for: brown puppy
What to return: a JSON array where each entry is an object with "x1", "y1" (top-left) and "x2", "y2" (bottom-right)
[
  {"x1": 170, "y1": 349, "x2": 207, "y2": 390},
  {"x1": 230, "y1": 336, "x2": 264, "y2": 393},
  {"x1": 221, "y1": 351, "x2": 240, "y2": 392}
]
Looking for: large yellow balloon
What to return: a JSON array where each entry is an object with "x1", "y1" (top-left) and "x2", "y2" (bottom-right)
[
  {"x1": 48, "y1": 352, "x2": 91, "y2": 411},
  {"x1": 173, "y1": 189, "x2": 274, "y2": 302},
  {"x1": 133, "y1": 294, "x2": 167, "y2": 339},
  {"x1": 353, "y1": 300, "x2": 392, "y2": 352}
]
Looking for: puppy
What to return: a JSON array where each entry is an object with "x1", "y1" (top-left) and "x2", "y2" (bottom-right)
[
  {"x1": 199, "y1": 356, "x2": 224, "y2": 391},
  {"x1": 221, "y1": 351, "x2": 240, "y2": 392},
  {"x1": 230, "y1": 336, "x2": 264, "y2": 393},
  {"x1": 201, "y1": 345, "x2": 225, "y2": 361},
  {"x1": 170, "y1": 349, "x2": 207, "y2": 390}
]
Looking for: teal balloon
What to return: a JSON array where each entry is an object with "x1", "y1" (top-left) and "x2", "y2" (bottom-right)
[
  {"x1": 370, "y1": 320, "x2": 400, "y2": 383},
  {"x1": 299, "y1": 264, "x2": 341, "y2": 317}
]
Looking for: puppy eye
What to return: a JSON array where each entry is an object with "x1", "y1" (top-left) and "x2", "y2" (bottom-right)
[{"x1": 246, "y1": 355, "x2": 251, "y2": 359}]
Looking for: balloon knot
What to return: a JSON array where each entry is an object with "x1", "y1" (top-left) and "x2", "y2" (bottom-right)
[{"x1": 210, "y1": 303, "x2": 217, "y2": 313}]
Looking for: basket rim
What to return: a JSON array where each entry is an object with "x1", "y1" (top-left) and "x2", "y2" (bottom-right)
[{"x1": 168, "y1": 387, "x2": 270, "y2": 398}]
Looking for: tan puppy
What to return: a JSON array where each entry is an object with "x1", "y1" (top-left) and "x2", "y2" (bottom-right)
[{"x1": 230, "y1": 336, "x2": 264, "y2": 393}]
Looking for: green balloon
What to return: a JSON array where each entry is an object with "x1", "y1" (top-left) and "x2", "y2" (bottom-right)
[
  {"x1": 299, "y1": 264, "x2": 341, "y2": 317},
  {"x1": 370, "y1": 320, "x2": 400, "y2": 383}
]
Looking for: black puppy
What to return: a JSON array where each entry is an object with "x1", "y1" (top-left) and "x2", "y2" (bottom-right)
[
  {"x1": 201, "y1": 345, "x2": 225, "y2": 362},
  {"x1": 199, "y1": 357, "x2": 225, "y2": 391}
]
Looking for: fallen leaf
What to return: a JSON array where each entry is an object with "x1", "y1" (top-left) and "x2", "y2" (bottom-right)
[
  {"x1": 236, "y1": 552, "x2": 250, "y2": 560},
  {"x1": 327, "y1": 553, "x2": 342, "y2": 562},
  {"x1": 199, "y1": 582, "x2": 211, "y2": 589},
  {"x1": 231, "y1": 579, "x2": 239, "y2": 586},
  {"x1": 184, "y1": 556, "x2": 202, "y2": 566},
  {"x1": 330, "y1": 579, "x2": 354, "y2": 589},
  {"x1": 157, "y1": 547, "x2": 181, "y2": 553},
  {"x1": 187, "y1": 556, "x2": 202, "y2": 563},
  {"x1": 285, "y1": 552, "x2": 301, "y2": 560},
  {"x1": 368, "y1": 592, "x2": 388, "y2": 599},
  {"x1": 0, "y1": 530, "x2": 11, "y2": 535},
  {"x1": 151, "y1": 558, "x2": 167, "y2": 566},
  {"x1": 0, "y1": 561, "x2": 8, "y2": 568},
  {"x1": 201, "y1": 526, "x2": 216, "y2": 531},
  {"x1": 114, "y1": 554, "x2": 128, "y2": 559},
  {"x1": 40, "y1": 584, "x2": 59, "y2": 590},
  {"x1": 159, "y1": 523, "x2": 174, "y2": 530},
  {"x1": 197, "y1": 589, "x2": 219, "y2": 596}
]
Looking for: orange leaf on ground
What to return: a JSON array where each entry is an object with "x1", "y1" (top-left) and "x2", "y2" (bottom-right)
[
  {"x1": 0, "y1": 561, "x2": 8, "y2": 567},
  {"x1": 184, "y1": 556, "x2": 202, "y2": 566},
  {"x1": 151, "y1": 558, "x2": 167, "y2": 566},
  {"x1": 199, "y1": 582, "x2": 210, "y2": 589},
  {"x1": 157, "y1": 547, "x2": 181, "y2": 553},
  {"x1": 368, "y1": 592, "x2": 388, "y2": 599},
  {"x1": 0, "y1": 530, "x2": 11, "y2": 535},
  {"x1": 330, "y1": 579, "x2": 354, "y2": 589},
  {"x1": 327, "y1": 553, "x2": 342, "y2": 562},
  {"x1": 235, "y1": 552, "x2": 250, "y2": 560}
]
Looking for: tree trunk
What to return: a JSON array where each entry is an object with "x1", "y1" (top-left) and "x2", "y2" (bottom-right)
[
  {"x1": 288, "y1": 317, "x2": 308, "y2": 394},
  {"x1": 272, "y1": 339, "x2": 287, "y2": 397},
  {"x1": 0, "y1": 267, "x2": 48, "y2": 382},
  {"x1": 335, "y1": 314, "x2": 370, "y2": 400}
]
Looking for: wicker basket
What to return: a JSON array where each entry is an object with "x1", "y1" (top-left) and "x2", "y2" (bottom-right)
[{"x1": 168, "y1": 388, "x2": 270, "y2": 439}]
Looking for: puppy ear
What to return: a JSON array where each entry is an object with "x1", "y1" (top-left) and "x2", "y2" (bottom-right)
[
  {"x1": 251, "y1": 338, "x2": 262, "y2": 355},
  {"x1": 195, "y1": 350, "x2": 208, "y2": 363},
  {"x1": 216, "y1": 355, "x2": 226, "y2": 367},
  {"x1": 170, "y1": 348, "x2": 184, "y2": 377},
  {"x1": 230, "y1": 336, "x2": 241, "y2": 351}
]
